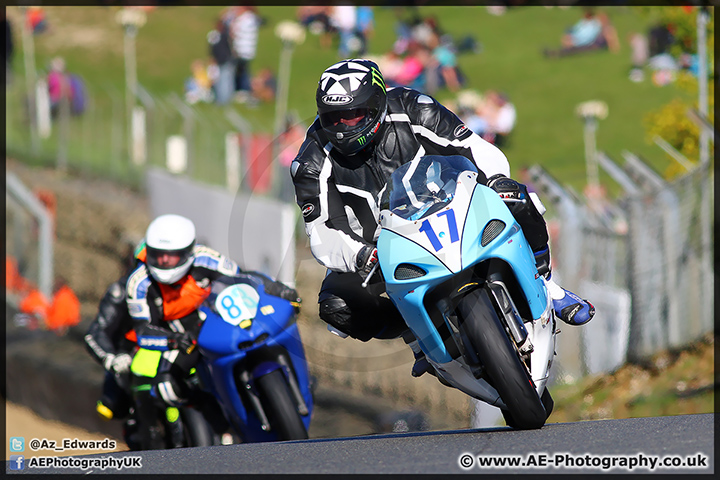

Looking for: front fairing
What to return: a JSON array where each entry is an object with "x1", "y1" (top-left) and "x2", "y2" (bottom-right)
[{"x1": 378, "y1": 156, "x2": 548, "y2": 365}]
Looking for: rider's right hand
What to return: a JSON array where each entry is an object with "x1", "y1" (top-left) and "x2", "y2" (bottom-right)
[{"x1": 171, "y1": 332, "x2": 196, "y2": 354}]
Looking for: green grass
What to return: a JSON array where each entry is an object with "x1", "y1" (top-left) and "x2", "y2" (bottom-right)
[
  {"x1": 7, "y1": 5, "x2": 694, "y2": 194},
  {"x1": 549, "y1": 334, "x2": 715, "y2": 422}
]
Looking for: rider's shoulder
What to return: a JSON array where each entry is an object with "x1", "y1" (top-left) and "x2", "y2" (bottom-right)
[
  {"x1": 389, "y1": 87, "x2": 438, "y2": 111},
  {"x1": 292, "y1": 122, "x2": 327, "y2": 178}
]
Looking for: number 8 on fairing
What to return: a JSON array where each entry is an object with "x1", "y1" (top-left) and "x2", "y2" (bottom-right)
[{"x1": 221, "y1": 295, "x2": 242, "y2": 319}]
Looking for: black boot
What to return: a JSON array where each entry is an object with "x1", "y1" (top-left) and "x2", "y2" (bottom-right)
[{"x1": 165, "y1": 407, "x2": 186, "y2": 448}]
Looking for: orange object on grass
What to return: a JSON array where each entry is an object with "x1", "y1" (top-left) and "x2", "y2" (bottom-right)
[
  {"x1": 19, "y1": 288, "x2": 50, "y2": 320},
  {"x1": 46, "y1": 285, "x2": 81, "y2": 331}
]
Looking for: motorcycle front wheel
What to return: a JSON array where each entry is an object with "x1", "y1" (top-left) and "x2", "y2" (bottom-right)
[
  {"x1": 255, "y1": 369, "x2": 309, "y2": 440},
  {"x1": 179, "y1": 407, "x2": 215, "y2": 447},
  {"x1": 457, "y1": 287, "x2": 547, "y2": 430}
]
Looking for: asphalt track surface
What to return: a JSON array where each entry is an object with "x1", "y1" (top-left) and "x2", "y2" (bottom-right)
[{"x1": 6, "y1": 413, "x2": 713, "y2": 475}]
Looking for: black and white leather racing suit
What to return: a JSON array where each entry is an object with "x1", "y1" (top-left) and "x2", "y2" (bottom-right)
[{"x1": 291, "y1": 86, "x2": 548, "y2": 341}]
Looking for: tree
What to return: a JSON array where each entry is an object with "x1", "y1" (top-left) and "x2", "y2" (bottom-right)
[{"x1": 641, "y1": 6, "x2": 714, "y2": 179}]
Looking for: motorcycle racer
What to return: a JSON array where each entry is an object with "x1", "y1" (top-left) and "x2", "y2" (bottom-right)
[
  {"x1": 290, "y1": 59, "x2": 594, "y2": 376},
  {"x1": 125, "y1": 214, "x2": 300, "y2": 448}
]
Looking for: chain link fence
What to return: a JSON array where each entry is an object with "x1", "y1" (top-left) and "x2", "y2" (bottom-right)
[{"x1": 529, "y1": 152, "x2": 714, "y2": 379}]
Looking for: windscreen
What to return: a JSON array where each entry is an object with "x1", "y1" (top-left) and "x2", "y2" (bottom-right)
[{"x1": 380, "y1": 155, "x2": 477, "y2": 221}]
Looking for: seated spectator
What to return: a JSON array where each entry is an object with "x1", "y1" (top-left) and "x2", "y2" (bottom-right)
[
  {"x1": 463, "y1": 90, "x2": 516, "y2": 147},
  {"x1": 184, "y1": 59, "x2": 214, "y2": 104},
  {"x1": 251, "y1": 67, "x2": 276, "y2": 103},
  {"x1": 426, "y1": 31, "x2": 463, "y2": 93},
  {"x1": 297, "y1": 6, "x2": 333, "y2": 48},
  {"x1": 544, "y1": 9, "x2": 619, "y2": 58},
  {"x1": 386, "y1": 41, "x2": 429, "y2": 91}
]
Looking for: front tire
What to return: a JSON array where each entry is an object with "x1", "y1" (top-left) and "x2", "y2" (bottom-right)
[
  {"x1": 457, "y1": 288, "x2": 546, "y2": 430},
  {"x1": 256, "y1": 369, "x2": 308, "y2": 440},
  {"x1": 180, "y1": 407, "x2": 215, "y2": 447}
]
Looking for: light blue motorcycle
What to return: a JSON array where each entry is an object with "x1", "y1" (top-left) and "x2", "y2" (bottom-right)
[{"x1": 374, "y1": 155, "x2": 556, "y2": 429}]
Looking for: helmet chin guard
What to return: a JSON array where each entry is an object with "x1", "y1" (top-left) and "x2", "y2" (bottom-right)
[{"x1": 316, "y1": 59, "x2": 388, "y2": 156}]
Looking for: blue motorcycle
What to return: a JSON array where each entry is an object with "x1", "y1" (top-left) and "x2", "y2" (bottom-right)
[
  {"x1": 194, "y1": 276, "x2": 313, "y2": 441},
  {"x1": 374, "y1": 155, "x2": 556, "y2": 430}
]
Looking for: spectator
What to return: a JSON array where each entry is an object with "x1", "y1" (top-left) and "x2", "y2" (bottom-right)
[
  {"x1": 26, "y1": 6, "x2": 47, "y2": 35},
  {"x1": 481, "y1": 91, "x2": 517, "y2": 147},
  {"x1": 544, "y1": 9, "x2": 619, "y2": 58},
  {"x1": 207, "y1": 17, "x2": 234, "y2": 105},
  {"x1": 47, "y1": 57, "x2": 72, "y2": 119},
  {"x1": 330, "y1": 5, "x2": 358, "y2": 58},
  {"x1": 250, "y1": 67, "x2": 276, "y2": 103},
  {"x1": 462, "y1": 90, "x2": 516, "y2": 147},
  {"x1": 426, "y1": 31, "x2": 463, "y2": 93},
  {"x1": 297, "y1": 6, "x2": 333, "y2": 48},
  {"x1": 229, "y1": 6, "x2": 260, "y2": 102},
  {"x1": 184, "y1": 59, "x2": 214, "y2": 104},
  {"x1": 629, "y1": 32, "x2": 649, "y2": 82},
  {"x1": 355, "y1": 6, "x2": 374, "y2": 56},
  {"x1": 385, "y1": 41, "x2": 428, "y2": 91}
]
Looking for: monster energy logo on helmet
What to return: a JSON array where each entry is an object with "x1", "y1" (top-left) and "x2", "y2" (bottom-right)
[
  {"x1": 371, "y1": 67, "x2": 386, "y2": 93},
  {"x1": 357, "y1": 136, "x2": 367, "y2": 146}
]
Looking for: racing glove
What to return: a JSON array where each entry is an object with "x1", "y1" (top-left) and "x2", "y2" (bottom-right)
[
  {"x1": 103, "y1": 353, "x2": 133, "y2": 375},
  {"x1": 170, "y1": 332, "x2": 197, "y2": 354},
  {"x1": 356, "y1": 245, "x2": 378, "y2": 277}
]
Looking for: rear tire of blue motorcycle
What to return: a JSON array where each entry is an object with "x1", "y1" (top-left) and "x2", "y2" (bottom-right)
[
  {"x1": 256, "y1": 370, "x2": 309, "y2": 440},
  {"x1": 458, "y1": 288, "x2": 547, "y2": 430}
]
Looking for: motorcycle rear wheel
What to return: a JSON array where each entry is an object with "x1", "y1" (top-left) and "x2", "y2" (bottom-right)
[
  {"x1": 457, "y1": 288, "x2": 547, "y2": 430},
  {"x1": 256, "y1": 369, "x2": 309, "y2": 440}
]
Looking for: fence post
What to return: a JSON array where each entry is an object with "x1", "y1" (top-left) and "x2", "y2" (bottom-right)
[
  {"x1": 6, "y1": 173, "x2": 54, "y2": 300},
  {"x1": 225, "y1": 109, "x2": 253, "y2": 192},
  {"x1": 169, "y1": 93, "x2": 195, "y2": 177}
]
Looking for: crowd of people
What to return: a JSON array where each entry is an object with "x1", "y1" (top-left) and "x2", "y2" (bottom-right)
[{"x1": 185, "y1": 6, "x2": 274, "y2": 106}]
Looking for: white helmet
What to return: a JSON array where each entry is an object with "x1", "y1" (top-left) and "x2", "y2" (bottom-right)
[{"x1": 145, "y1": 214, "x2": 196, "y2": 284}]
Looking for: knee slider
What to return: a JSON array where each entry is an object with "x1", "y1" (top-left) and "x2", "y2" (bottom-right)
[{"x1": 319, "y1": 297, "x2": 353, "y2": 335}]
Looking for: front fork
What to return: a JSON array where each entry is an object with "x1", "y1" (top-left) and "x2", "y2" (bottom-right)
[{"x1": 238, "y1": 352, "x2": 308, "y2": 432}]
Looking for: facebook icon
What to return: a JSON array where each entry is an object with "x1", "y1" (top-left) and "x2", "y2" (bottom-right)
[{"x1": 9, "y1": 455, "x2": 25, "y2": 470}]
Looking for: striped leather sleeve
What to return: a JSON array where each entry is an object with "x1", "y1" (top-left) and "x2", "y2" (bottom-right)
[{"x1": 291, "y1": 139, "x2": 366, "y2": 273}]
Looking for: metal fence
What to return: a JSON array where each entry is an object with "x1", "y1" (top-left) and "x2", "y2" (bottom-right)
[
  {"x1": 528, "y1": 151, "x2": 714, "y2": 379},
  {"x1": 5, "y1": 79, "x2": 278, "y2": 196},
  {"x1": 6, "y1": 77, "x2": 714, "y2": 377}
]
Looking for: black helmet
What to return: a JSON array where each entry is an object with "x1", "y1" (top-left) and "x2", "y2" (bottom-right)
[{"x1": 316, "y1": 59, "x2": 387, "y2": 156}]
